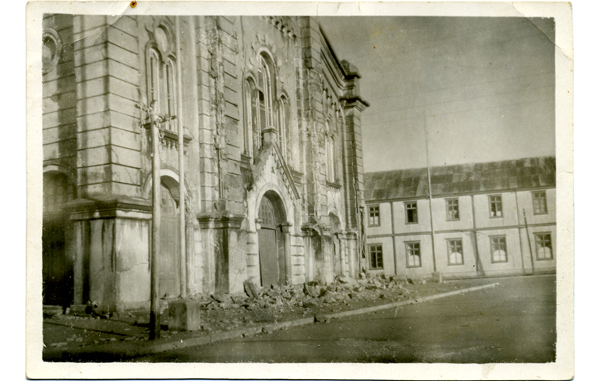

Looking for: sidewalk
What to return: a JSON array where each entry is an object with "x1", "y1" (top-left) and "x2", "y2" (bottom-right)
[{"x1": 43, "y1": 274, "x2": 504, "y2": 362}]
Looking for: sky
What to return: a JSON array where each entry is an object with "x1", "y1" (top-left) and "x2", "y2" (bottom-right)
[{"x1": 319, "y1": 17, "x2": 556, "y2": 172}]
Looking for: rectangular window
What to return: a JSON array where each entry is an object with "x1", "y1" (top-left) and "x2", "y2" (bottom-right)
[
  {"x1": 532, "y1": 191, "x2": 548, "y2": 215},
  {"x1": 406, "y1": 241, "x2": 421, "y2": 268},
  {"x1": 405, "y1": 201, "x2": 418, "y2": 224},
  {"x1": 489, "y1": 195, "x2": 503, "y2": 218},
  {"x1": 534, "y1": 233, "x2": 553, "y2": 260},
  {"x1": 369, "y1": 244, "x2": 383, "y2": 270},
  {"x1": 447, "y1": 239, "x2": 464, "y2": 265},
  {"x1": 446, "y1": 198, "x2": 460, "y2": 221},
  {"x1": 368, "y1": 205, "x2": 380, "y2": 226},
  {"x1": 490, "y1": 236, "x2": 508, "y2": 263}
]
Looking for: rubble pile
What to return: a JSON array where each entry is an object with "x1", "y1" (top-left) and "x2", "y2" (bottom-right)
[{"x1": 185, "y1": 272, "x2": 421, "y2": 331}]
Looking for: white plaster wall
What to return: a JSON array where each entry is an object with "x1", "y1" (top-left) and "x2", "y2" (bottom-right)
[
  {"x1": 475, "y1": 228, "x2": 525, "y2": 276},
  {"x1": 433, "y1": 231, "x2": 477, "y2": 278},
  {"x1": 393, "y1": 199, "x2": 431, "y2": 234},
  {"x1": 520, "y1": 225, "x2": 557, "y2": 273},
  {"x1": 366, "y1": 236, "x2": 394, "y2": 276},
  {"x1": 366, "y1": 202, "x2": 392, "y2": 235},
  {"x1": 474, "y1": 192, "x2": 519, "y2": 229},
  {"x1": 432, "y1": 196, "x2": 473, "y2": 231},
  {"x1": 394, "y1": 234, "x2": 435, "y2": 279},
  {"x1": 518, "y1": 188, "x2": 556, "y2": 225}
]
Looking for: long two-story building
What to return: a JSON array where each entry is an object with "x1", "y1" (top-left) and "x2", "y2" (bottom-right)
[{"x1": 364, "y1": 156, "x2": 556, "y2": 280}]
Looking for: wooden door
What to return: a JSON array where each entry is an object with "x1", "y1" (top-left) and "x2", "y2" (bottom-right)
[
  {"x1": 259, "y1": 196, "x2": 282, "y2": 287},
  {"x1": 259, "y1": 228, "x2": 279, "y2": 286},
  {"x1": 159, "y1": 183, "x2": 180, "y2": 298}
]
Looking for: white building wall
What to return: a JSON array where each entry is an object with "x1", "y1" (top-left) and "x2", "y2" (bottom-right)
[
  {"x1": 365, "y1": 236, "x2": 394, "y2": 275},
  {"x1": 366, "y1": 187, "x2": 556, "y2": 280},
  {"x1": 393, "y1": 199, "x2": 431, "y2": 234},
  {"x1": 431, "y1": 196, "x2": 473, "y2": 231},
  {"x1": 395, "y1": 234, "x2": 434, "y2": 279},
  {"x1": 366, "y1": 202, "x2": 392, "y2": 236}
]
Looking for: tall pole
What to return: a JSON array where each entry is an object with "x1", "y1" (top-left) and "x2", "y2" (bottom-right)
[
  {"x1": 175, "y1": 16, "x2": 187, "y2": 298},
  {"x1": 423, "y1": 112, "x2": 437, "y2": 272},
  {"x1": 523, "y1": 209, "x2": 536, "y2": 275},
  {"x1": 470, "y1": 194, "x2": 483, "y2": 277},
  {"x1": 149, "y1": 104, "x2": 161, "y2": 340},
  {"x1": 515, "y1": 190, "x2": 527, "y2": 275}
]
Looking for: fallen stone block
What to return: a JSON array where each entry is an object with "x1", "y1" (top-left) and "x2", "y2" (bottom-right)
[
  {"x1": 338, "y1": 275, "x2": 356, "y2": 285},
  {"x1": 244, "y1": 280, "x2": 260, "y2": 299},
  {"x1": 211, "y1": 293, "x2": 231, "y2": 303},
  {"x1": 43, "y1": 305, "x2": 63, "y2": 317}
]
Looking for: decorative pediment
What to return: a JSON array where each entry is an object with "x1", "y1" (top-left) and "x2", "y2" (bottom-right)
[{"x1": 247, "y1": 137, "x2": 300, "y2": 201}]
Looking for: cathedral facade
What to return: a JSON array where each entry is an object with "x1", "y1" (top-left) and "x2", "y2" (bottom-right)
[{"x1": 42, "y1": 15, "x2": 368, "y2": 312}]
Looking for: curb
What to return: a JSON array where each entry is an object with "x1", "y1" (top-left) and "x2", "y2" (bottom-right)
[
  {"x1": 323, "y1": 282, "x2": 499, "y2": 320},
  {"x1": 45, "y1": 282, "x2": 499, "y2": 359}
]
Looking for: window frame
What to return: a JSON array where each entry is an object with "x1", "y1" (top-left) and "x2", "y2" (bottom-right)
[
  {"x1": 368, "y1": 205, "x2": 381, "y2": 227},
  {"x1": 446, "y1": 238, "x2": 464, "y2": 266},
  {"x1": 405, "y1": 201, "x2": 418, "y2": 224},
  {"x1": 405, "y1": 241, "x2": 422, "y2": 268},
  {"x1": 532, "y1": 190, "x2": 548, "y2": 215},
  {"x1": 446, "y1": 198, "x2": 460, "y2": 221},
  {"x1": 534, "y1": 232, "x2": 553, "y2": 260},
  {"x1": 490, "y1": 235, "x2": 508, "y2": 263},
  {"x1": 368, "y1": 243, "x2": 384, "y2": 270},
  {"x1": 488, "y1": 194, "x2": 503, "y2": 218},
  {"x1": 146, "y1": 41, "x2": 178, "y2": 132}
]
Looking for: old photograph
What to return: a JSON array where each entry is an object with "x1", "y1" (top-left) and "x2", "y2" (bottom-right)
[{"x1": 27, "y1": 1, "x2": 573, "y2": 379}]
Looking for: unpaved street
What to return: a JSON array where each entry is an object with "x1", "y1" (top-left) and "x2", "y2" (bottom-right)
[{"x1": 135, "y1": 275, "x2": 556, "y2": 363}]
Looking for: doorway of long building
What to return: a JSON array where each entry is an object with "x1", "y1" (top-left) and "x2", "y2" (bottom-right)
[
  {"x1": 159, "y1": 181, "x2": 180, "y2": 298},
  {"x1": 258, "y1": 192, "x2": 287, "y2": 287}
]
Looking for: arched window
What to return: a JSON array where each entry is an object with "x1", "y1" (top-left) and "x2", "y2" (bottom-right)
[
  {"x1": 325, "y1": 120, "x2": 335, "y2": 182},
  {"x1": 257, "y1": 55, "x2": 274, "y2": 131},
  {"x1": 243, "y1": 78, "x2": 257, "y2": 156},
  {"x1": 148, "y1": 49, "x2": 161, "y2": 109},
  {"x1": 146, "y1": 26, "x2": 178, "y2": 132},
  {"x1": 244, "y1": 53, "x2": 278, "y2": 158},
  {"x1": 165, "y1": 57, "x2": 177, "y2": 131}
]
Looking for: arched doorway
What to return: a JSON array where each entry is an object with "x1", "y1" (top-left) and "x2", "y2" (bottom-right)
[
  {"x1": 42, "y1": 172, "x2": 74, "y2": 307},
  {"x1": 258, "y1": 192, "x2": 287, "y2": 286},
  {"x1": 159, "y1": 180, "x2": 180, "y2": 298}
]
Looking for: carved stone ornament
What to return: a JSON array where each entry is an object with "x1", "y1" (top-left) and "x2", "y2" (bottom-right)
[
  {"x1": 42, "y1": 28, "x2": 62, "y2": 74},
  {"x1": 248, "y1": 34, "x2": 281, "y2": 77}
]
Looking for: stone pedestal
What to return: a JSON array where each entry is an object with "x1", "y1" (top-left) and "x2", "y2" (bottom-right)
[
  {"x1": 198, "y1": 214, "x2": 246, "y2": 295},
  {"x1": 168, "y1": 299, "x2": 203, "y2": 331}
]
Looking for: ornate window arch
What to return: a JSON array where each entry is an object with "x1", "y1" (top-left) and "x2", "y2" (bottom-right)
[
  {"x1": 257, "y1": 54, "x2": 275, "y2": 131},
  {"x1": 243, "y1": 51, "x2": 280, "y2": 159},
  {"x1": 325, "y1": 120, "x2": 336, "y2": 182},
  {"x1": 243, "y1": 77, "x2": 259, "y2": 156},
  {"x1": 145, "y1": 24, "x2": 178, "y2": 132}
]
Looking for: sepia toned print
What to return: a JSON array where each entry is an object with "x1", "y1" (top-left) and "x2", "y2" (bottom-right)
[{"x1": 28, "y1": 2, "x2": 573, "y2": 380}]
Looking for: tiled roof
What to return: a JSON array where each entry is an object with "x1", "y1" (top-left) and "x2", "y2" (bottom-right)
[{"x1": 364, "y1": 156, "x2": 556, "y2": 201}]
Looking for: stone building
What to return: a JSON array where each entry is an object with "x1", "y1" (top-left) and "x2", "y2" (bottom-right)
[
  {"x1": 364, "y1": 157, "x2": 556, "y2": 280},
  {"x1": 42, "y1": 15, "x2": 368, "y2": 312}
]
